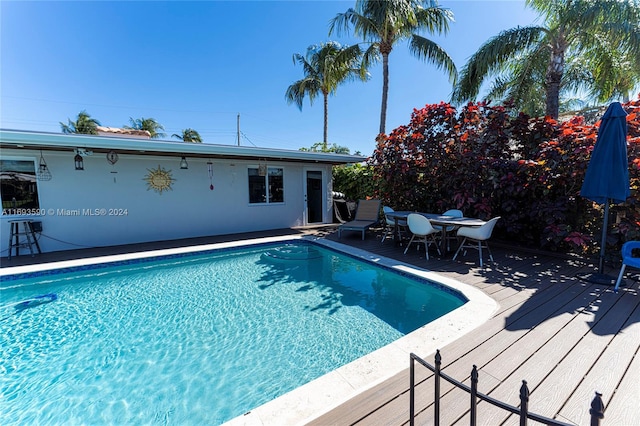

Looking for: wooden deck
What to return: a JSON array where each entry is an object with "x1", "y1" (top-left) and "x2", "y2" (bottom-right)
[
  {"x1": 2, "y1": 226, "x2": 638, "y2": 425},
  {"x1": 310, "y1": 228, "x2": 640, "y2": 426}
]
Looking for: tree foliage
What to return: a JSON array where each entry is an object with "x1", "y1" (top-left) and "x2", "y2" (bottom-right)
[
  {"x1": 172, "y1": 128, "x2": 202, "y2": 143},
  {"x1": 286, "y1": 42, "x2": 367, "y2": 148},
  {"x1": 60, "y1": 110, "x2": 101, "y2": 135},
  {"x1": 330, "y1": 0, "x2": 457, "y2": 134},
  {"x1": 300, "y1": 141, "x2": 351, "y2": 154},
  {"x1": 125, "y1": 117, "x2": 166, "y2": 139},
  {"x1": 369, "y1": 98, "x2": 640, "y2": 255},
  {"x1": 452, "y1": 0, "x2": 640, "y2": 118},
  {"x1": 333, "y1": 162, "x2": 376, "y2": 202}
]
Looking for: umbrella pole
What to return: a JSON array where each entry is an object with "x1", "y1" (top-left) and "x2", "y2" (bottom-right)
[
  {"x1": 598, "y1": 200, "x2": 610, "y2": 274},
  {"x1": 578, "y1": 199, "x2": 617, "y2": 285}
]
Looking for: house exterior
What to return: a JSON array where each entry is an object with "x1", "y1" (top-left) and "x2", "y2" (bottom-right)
[{"x1": 0, "y1": 129, "x2": 365, "y2": 254}]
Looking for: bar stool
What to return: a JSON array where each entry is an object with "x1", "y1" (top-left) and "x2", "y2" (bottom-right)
[{"x1": 7, "y1": 220, "x2": 42, "y2": 260}]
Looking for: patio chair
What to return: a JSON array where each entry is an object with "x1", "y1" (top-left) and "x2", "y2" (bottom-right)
[
  {"x1": 433, "y1": 209, "x2": 463, "y2": 251},
  {"x1": 453, "y1": 217, "x2": 500, "y2": 268},
  {"x1": 614, "y1": 241, "x2": 640, "y2": 293},
  {"x1": 403, "y1": 213, "x2": 441, "y2": 260},
  {"x1": 381, "y1": 206, "x2": 407, "y2": 243},
  {"x1": 337, "y1": 199, "x2": 381, "y2": 240}
]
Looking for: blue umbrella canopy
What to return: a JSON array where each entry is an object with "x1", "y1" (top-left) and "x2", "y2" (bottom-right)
[
  {"x1": 580, "y1": 102, "x2": 630, "y2": 204},
  {"x1": 580, "y1": 102, "x2": 630, "y2": 276}
]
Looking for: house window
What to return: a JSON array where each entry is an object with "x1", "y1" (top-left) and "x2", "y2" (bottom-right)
[
  {"x1": 248, "y1": 167, "x2": 284, "y2": 204},
  {"x1": 1, "y1": 159, "x2": 40, "y2": 214}
]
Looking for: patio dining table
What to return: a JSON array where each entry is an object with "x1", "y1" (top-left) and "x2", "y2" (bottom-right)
[{"x1": 386, "y1": 211, "x2": 486, "y2": 255}]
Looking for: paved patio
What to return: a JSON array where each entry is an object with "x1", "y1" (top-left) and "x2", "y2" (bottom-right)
[{"x1": 2, "y1": 225, "x2": 638, "y2": 425}]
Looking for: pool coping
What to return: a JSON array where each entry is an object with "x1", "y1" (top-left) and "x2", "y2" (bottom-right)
[
  {"x1": 0, "y1": 235, "x2": 300, "y2": 279},
  {"x1": 0, "y1": 234, "x2": 499, "y2": 425}
]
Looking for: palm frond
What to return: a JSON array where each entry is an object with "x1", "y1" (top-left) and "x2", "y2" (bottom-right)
[
  {"x1": 408, "y1": 35, "x2": 457, "y2": 84},
  {"x1": 285, "y1": 77, "x2": 322, "y2": 109},
  {"x1": 451, "y1": 25, "x2": 546, "y2": 104},
  {"x1": 328, "y1": 9, "x2": 360, "y2": 37},
  {"x1": 60, "y1": 110, "x2": 100, "y2": 134},
  {"x1": 361, "y1": 43, "x2": 381, "y2": 69},
  {"x1": 414, "y1": 3, "x2": 453, "y2": 35}
]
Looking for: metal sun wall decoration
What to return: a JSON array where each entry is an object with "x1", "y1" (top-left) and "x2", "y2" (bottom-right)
[{"x1": 144, "y1": 165, "x2": 175, "y2": 194}]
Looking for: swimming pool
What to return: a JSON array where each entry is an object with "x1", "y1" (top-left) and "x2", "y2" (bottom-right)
[{"x1": 0, "y1": 236, "x2": 496, "y2": 425}]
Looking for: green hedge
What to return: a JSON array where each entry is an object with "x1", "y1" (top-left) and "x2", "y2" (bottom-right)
[{"x1": 334, "y1": 99, "x2": 640, "y2": 256}]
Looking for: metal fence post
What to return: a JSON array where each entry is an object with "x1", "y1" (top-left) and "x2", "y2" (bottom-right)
[
  {"x1": 519, "y1": 380, "x2": 529, "y2": 426},
  {"x1": 470, "y1": 365, "x2": 478, "y2": 426},
  {"x1": 410, "y1": 354, "x2": 415, "y2": 426},
  {"x1": 408, "y1": 351, "x2": 577, "y2": 426},
  {"x1": 589, "y1": 391, "x2": 605, "y2": 426},
  {"x1": 435, "y1": 350, "x2": 441, "y2": 426}
]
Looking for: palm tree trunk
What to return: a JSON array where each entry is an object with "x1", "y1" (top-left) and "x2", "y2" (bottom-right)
[
  {"x1": 380, "y1": 52, "x2": 390, "y2": 135},
  {"x1": 545, "y1": 35, "x2": 566, "y2": 119},
  {"x1": 323, "y1": 91, "x2": 329, "y2": 150}
]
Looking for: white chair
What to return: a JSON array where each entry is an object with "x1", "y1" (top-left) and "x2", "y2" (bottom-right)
[
  {"x1": 381, "y1": 206, "x2": 407, "y2": 243},
  {"x1": 453, "y1": 217, "x2": 500, "y2": 267},
  {"x1": 433, "y1": 209, "x2": 463, "y2": 251},
  {"x1": 614, "y1": 241, "x2": 640, "y2": 293},
  {"x1": 403, "y1": 213, "x2": 441, "y2": 260}
]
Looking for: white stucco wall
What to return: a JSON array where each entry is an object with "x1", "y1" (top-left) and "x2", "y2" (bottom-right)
[{"x1": 1, "y1": 148, "x2": 333, "y2": 254}]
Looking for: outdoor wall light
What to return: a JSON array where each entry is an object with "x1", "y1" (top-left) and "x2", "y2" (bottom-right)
[
  {"x1": 180, "y1": 156, "x2": 188, "y2": 170},
  {"x1": 74, "y1": 153, "x2": 84, "y2": 170}
]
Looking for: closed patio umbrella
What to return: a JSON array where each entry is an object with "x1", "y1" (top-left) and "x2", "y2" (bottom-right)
[{"x1": 580, "y1": 102, "x2": 630, "y2": 279}]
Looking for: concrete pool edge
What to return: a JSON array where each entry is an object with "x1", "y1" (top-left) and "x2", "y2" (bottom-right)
[
  {"x1": 0, "y1": 234, "x2": 303, "y2": 278},
  {"x1": 0, "y1": 235, "x2": 499, "y2": 425},
  {"x1": 224, "y1": 237, "x2": 499, "y2": 426}
]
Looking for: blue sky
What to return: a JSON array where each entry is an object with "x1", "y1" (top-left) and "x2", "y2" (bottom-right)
[{"x1": 1, "y1": 1, "x2": 538, "y2": 156}]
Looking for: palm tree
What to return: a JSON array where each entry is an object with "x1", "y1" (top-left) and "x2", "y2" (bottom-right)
[
  {"x1": 286, "y1": 42, "x2": 367, "y2": 149},
  {"x1": 124, "y1": 117, "x2": 166, "y2": 139},
  {"x1": 452, "y1": 0, "x2": 640, "y2": 118},
  {"x1": 60, "y1": 110, "x2": 101, "y2": 134},
  {"x1": 580, "y1": 35, "x2": 640, "y2": 104},
  {"x1": 172, "y1": 128, "x2": 202, "y2": 143},
  {"x1": 329, "y1": 0, "x2": 457, "y2": 135}
]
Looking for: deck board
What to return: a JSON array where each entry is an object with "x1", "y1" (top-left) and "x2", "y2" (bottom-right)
[
  {"x1": 309, "y1": 228, "x2": 640, "y2": 426},
  {"x1": 557, "y1": 300, "x2": 640, "y2": 424},
  {"x1": 524, "y1": 289, "x2": 640, "y2": 422},
  {"x1": 459, "y1": 284, "x2": 627, "y2": 425},
  {"x1": 603, "y1": 342, "x2": 640, "y2": 425}
]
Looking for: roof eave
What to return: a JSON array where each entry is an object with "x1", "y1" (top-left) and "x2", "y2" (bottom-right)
[{"x1": 0, "y1": 129, "x2": 367, "y2": 165}]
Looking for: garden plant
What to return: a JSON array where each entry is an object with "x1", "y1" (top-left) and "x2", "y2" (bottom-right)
[{"x1": 336, "y1": 98, "x2": 640, "y2": 257}]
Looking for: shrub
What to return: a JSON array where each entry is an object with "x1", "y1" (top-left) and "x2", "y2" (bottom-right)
[
  {"x1": 332, "y1": 162, "x2": 376, "y2": 201},
  {"x1": 368, "y1": 98, "x2": 640, "y2": 255}
]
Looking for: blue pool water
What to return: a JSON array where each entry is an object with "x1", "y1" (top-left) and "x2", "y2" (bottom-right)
[{"x1": 0, "y1": 241, "x2": 465, "y2": 425}]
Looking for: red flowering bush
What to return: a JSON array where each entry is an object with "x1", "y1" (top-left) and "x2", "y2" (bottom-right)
[{"x1": 368, "y1": 98, "x2": 640, "y2": 255}]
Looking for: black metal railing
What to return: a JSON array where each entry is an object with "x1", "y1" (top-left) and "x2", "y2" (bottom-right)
[{"x1": 409, "y1": 350, "x2": 606, "y2": 426}]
